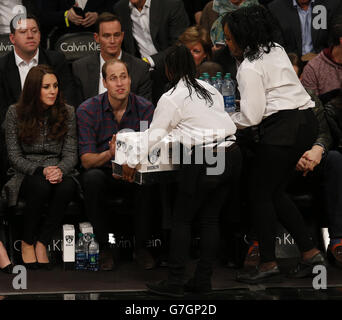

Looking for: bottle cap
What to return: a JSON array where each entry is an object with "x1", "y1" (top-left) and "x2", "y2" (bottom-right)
[{"x1": 78, "y1": 233, "x2": 83, "y2": 237}]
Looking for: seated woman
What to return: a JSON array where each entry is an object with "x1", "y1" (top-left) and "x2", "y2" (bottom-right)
[
  {"x1": 2, "y1": 65, "x2": 78, "y2": 270},
  {"x1": 222, "y1": 5, "x2": 325, "y2": 283},
  {"x1": 178, "y1": 25, "x2": 214, "y2": 75}
]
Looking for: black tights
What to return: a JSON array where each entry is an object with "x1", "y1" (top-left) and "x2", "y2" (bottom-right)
[{"x1": 20, "y1": 175, "x2": 76, "y2": 246}]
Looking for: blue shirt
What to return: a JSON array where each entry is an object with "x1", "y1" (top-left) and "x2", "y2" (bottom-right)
[
  {"x1": 293, "y1": 0, "x2": 315, "y2": 55},
  {"x1": 76, "y1": 92, "x2": 154, "y2": 165}
]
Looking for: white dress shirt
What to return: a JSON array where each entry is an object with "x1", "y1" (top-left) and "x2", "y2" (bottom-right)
[
  {"x1": 231, "y1": 44, "x2": 315, "y2": 129},
  {"x1": 14, "y1": 48, "x2": 39, "y2": 89},
  {"x1": 129, "y1": 0, "x2": 158, "y2": 67},
  {"x1": 98, "y1": 50, "x2": 122, "y2": 94},
  {"x1": 127, "y1": 78, "x2": 237, "y2": 167},
  {"x1": 0, "y1": 0, "x2": 22, "y2": 34}
]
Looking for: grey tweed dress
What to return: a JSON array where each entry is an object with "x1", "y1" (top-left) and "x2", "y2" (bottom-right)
[{"x1": 1, "y1": 104, "x2": 79, "y2": 207}]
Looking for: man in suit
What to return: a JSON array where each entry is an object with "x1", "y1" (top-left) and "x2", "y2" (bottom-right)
[
  {"x1": 0, "y1": 13, "x2": 75, "y2": 189},
  {"x1": 72, "y1": 12, "x2": 152, "y2": 106},
  {"x1": 268, "y1": 0, "x2": 342, "y2": 58},
  {"x1": 113, "y1": 0, "x2": 189, "y2": 103}
]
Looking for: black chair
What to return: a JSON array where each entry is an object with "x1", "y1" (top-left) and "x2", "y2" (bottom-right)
[
  {"x1": 54, "y1": 32, "x2": 100, "y2": 62},
  {"x1": 0, "y1": 34, "x2": 13, "y2": 58}
]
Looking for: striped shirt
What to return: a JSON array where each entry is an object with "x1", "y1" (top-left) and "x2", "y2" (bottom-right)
[{"x1": 76, "y1": 92, "x2": 154, "y2": 165}]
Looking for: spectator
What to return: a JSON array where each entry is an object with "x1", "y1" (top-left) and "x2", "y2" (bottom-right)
[
  {"x1": 0, "y1": 240, "x2": 14, "y2": 274},
  {"x1": 301, "y1": 14, "x2": 342, "y2": 97},
  {"x1": 76, "y1": 59, "x2": 156, "y2": 271},
  {"x1": 1, "y1": 65, "x2": 78, "y2": 270},
  {"x1": 72, "y1": 13, "x2": 152, "y2": 106},
  {"x1": 0, "y1": 13, "x2": 76, "y2": 191},
  {"x1": 200, "y1": 1, "x2": 218, "y2": 37},
  {"x1": 182, "y1": 0, "x2": 211, "y2": 25},
  {"x1": 113, "y1": 0, "x2": 189, "y2": 104},
  {"x1": 178, "y1": 25, "x2": 213, "y2": 74},
  {"x1": 268, "y1": 0, "x2": 342, "y2": 59},
  {"x1": 33, "y1": 0, "x2": 116, "y2": 48},
  {"x1": 222, "y1": 5, "x2": 325, "y2": 284}
]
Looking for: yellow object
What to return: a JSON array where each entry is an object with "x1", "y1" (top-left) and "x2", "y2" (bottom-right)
[
  {"x1": 142, "y1": 57, "x2": 150, "y2": 64},
  {"x1": 64, "y1": 10, "x2": 70, "y2": 27}
]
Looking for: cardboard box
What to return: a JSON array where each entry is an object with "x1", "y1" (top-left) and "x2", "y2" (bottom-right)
[{"x1": 62, "y1": 224, "x2": 75, "y2": 270}]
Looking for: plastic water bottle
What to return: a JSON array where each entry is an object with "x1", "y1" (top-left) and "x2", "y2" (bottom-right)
[
  {"x1": 202, "y1": 73, "x2": 211, "y2": 85},
  {"x1": 212, "y1": 76, "x2": 221, "y2": 93},
  {"x1": 216, "y1": 72, "x2": 223, "y2": 94},
  {"x1": 222, "y1": 73, "x2": 236, "y2": 113},
  {"x1": 88, "y1": 234, "x2": 99, "y2": 271},
  {"x1": 83, "y1": 232, "x2": 92, "y2": 260},
  {"x1": 75, "y1": 233, "x2": 87, "y2": 270}
]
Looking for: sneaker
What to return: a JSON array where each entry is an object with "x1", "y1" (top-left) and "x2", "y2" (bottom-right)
[
  {"x1": 288, "y1": 252, "x2": 326, "y2": 278},
  {"x1": 146, "y1": 280, "x2": 184, "y2": 298},
  {"x1": 133, "y1": 248, "x2": 156, "y2": 270},
  {"x1": 327, "y1": 239, "x2": 342, "y2": 268},
  {"x1": 243, "y1": 241, "x2": 260, "y2": 268}
]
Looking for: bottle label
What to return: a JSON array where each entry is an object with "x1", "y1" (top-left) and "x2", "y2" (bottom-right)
[
  {"x1": 88, "y1": 253, "x2": 99, "y2": 271},
  {"x1": 75, "y1": 252, "x2": 87, "y2": 270},
  {"x1": 224, "y1": 95, "x2": 235, "y2": 113}
]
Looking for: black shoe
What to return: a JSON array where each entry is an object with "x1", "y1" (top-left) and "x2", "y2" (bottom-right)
[
  {"x1": 38, "y1": 262, "x2": 53, "y2": 271},
  {"x1": 288, "y1": 252, "x2": 326, "y2": 279},
  {"x1": 184, "y1": 278, "x2": 212, "y2": 295},
  {"x1": 0, "y1": 263, "x2": 14, "y2": 274},
  {"x1": 146, "y1": 280, "x2": 184, "y2": 298},
  {"x1": 22, "y1": 262, "x2": 39, "y2": 270},
  {"x1": 236, "y1": 265, "x2": 282, "y2": 284}
]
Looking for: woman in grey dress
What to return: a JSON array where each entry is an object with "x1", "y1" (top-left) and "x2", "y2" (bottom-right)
[{"x1": 2, "y1": 65, "x2": 78, "y2": 270}]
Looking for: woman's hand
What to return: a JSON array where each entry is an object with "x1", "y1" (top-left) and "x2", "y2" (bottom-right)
[
  {"x1": 295, "y1": 145, "x2": 324, "y2": 176},
  {"x1": 44, "y1": 166, "x2": 63, "y2": 184}
]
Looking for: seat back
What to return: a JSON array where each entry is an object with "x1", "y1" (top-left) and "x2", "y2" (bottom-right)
[
  {"x1": 54, "y1": 32, "x2": 100, "y2": 62},
  {"x1": 0, "y1": 34, "x2": 13, "y2": 57}
]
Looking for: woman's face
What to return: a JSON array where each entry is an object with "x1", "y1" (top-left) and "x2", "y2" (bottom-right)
[
  {"x1": 223, "y1": 24, "x2": 243, "y2": 60},
  {"x1": 40, "y1": 73, "x2": 58, "y2": 107},
  {"x1": 186, "y1": 42, "x2": 207, "y2": 67}
]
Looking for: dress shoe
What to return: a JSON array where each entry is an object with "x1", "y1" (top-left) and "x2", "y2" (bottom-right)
[
  {"x1": 100, "y1": 249, "x2": 115, "y2": 271},
  {"x1": 1, "y1": 263, "x2": 14, "y2": 274},
  {"x1": 236, "y1": 265, "x2": 282, "y2": 284},
  {"x1": 184, "y1": 278, "x2": 212, "y2": 295},
  {"x1": 146, "y1": 280, "x2": 184, "y2": 298},
  {"x1": 288, "y1": 252, "x2": 326, "y2": 279},
  {"x1": 21, "y1": 241, "x2": 38, "y2": 269},
  {"x1": 327, "y1": 241, "x2": 342, "y2": 268},
  {"x1": 38, "y1": 263, "x2": 53, "y2": 271},
  {"x1": 133, "y1": 248, "x2": 156, "y2": 270},
  {"x1": 243, "y1": 241, "x2": 260, "y2": 269}
]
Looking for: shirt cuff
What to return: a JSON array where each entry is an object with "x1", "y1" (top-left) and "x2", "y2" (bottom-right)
[{"x1": 145, "y1": 56, "x2": 155, "y2": 68}]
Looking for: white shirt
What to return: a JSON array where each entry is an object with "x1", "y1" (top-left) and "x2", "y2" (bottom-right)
[
  {"x1": 75, "y1": 0, "x2": 88, "y2": 10},
  {"x1": 0, "y1": 0, "x2": 22, "y2": 34},
  {"x1": 127, "y1": 78, "x2": 237, "y2": 167},
  {"x1": 231, "y1": 44, "x2": 315, "y2": 129},
  {"x1": 98, "y1": 50, "x2": 122, "y2": 94},
  {"x1": 14, "y1": 48, "x2": 39, "y2": 89},
  {"x1": 129, "y1": 0, "x2": 158, "y2": 67}
]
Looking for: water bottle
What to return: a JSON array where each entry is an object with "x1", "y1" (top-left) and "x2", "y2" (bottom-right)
[
  {"x1": 212, "y1": 76, "x2": 221, "y2": 93},
  {"x1": 83, "y1": 232, "x2": 92, "y2": 260},
  {"x1": 75, "y1": 233, "x2": 87, "y2": 270},
  {"x1": 222, "y1": 73, "x2": 236, "y2": 113},
  {"x1": 88, "y1": 234, "x2": 99, "y2": 271},
  {"x1": 202, "y1": 73, "x2": 211, "y2": 85},
  {"x1": 216, "y1": 72, "x2": 223, "y2": 94}
]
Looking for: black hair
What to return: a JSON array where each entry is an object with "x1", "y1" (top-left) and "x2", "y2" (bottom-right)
[
  {"x1": 10, "y1": 13, "x2": 40, "y2": 34},
  {"x1": 95, "y1": 12, "x2": 122, "y2": 34},
  {"x1": 165, "y1": 44, "x2": 213, "y2": 105},
  {"x1": 221, "y1": 5, "x2": 278, "y2": 62}
]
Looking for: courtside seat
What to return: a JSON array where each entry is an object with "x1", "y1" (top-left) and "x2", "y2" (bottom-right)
[{"x1": 0, "y1": 34, "x2": 13, "y2": 58}]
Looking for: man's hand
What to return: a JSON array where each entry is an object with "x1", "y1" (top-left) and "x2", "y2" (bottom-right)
[
  {"x1": 67, "y1": 7, "x2": 84, "y2": 25},
  {"x1": 81, "y1": 12, "x2": 98, "y2": 28},
  {"x1": 121, "y1": 164, "x2": 136, "y2": 183},
  {"x1": 108, "y1": 134, "x2": 116, "y2": 158}
]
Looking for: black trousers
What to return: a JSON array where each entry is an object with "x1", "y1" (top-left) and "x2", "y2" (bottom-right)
[
  {"x1": 80, "y1": 167, "x2": 153, "y2": 250},
  {"x1": 168, "y1": 145, "x2": 242, "y2": 285},
  {"x1": 244, "y1": 110, "x2": 318, "y2": 263},
  {"x1": 20, "y1": 175, "x2": 77, "y2": 246}
]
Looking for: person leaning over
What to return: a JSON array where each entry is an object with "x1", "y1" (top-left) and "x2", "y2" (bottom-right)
[{"x1": 1, "y1": 65, "x2": 78, "y2": 270}]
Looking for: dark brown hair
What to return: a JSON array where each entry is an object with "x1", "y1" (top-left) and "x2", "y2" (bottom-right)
[
  {"x1": 287, "y1": 52, "x2": 303, "y2": 76},
  {"x1": 95, "y1": 12, "x2": 122, "y2": 34},
  {"x1": 10, "y1": 13, "x2": 40, "y2": 34},
  {"x1": 16, "y1": 65, "x2": 69, "y2": 144},
  {"x1": 102, "y1": 58, "x2": 130, "y2": 80}
]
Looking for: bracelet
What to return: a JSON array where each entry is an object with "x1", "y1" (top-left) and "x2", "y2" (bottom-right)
[
  {"x1": 64, "y1": 10, "x2": 70, "y2": 27},
  {"x1": 142, "y1": 57, "x2": 150, "y2": 64}
]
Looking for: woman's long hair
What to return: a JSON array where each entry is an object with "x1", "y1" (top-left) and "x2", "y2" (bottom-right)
[
  {"x1": 221, "y1": 5, "x2": 278, "y2": 62},
  {"x1": 16, "y1": 65, "x2": 68, "y2": 144},
  {"x1": 165, "y1": 44, "x2": 213, "y2": 106}
]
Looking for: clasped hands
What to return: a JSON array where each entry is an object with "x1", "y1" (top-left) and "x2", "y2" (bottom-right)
[
  {"x1": 43, "y1": 166, "x2": 63, "y2": 184},
  {"x1": 296, "y1": 145, "x2": 324, "y2": 177},
  {"x1": 108, "y1": 134, "x2": 136, "y2": 183},
  {"x1": 67, "y1": 7, "x2": 98, "y2": 28}
]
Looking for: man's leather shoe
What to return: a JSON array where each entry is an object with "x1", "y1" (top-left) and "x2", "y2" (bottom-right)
[
  {"x1": 288, "y1": 252, "x2": 326, "y2": 278},
  {"x1": 100, "y1": 249, "x2": 115, "y2": 271},
  {"x1": 184, "y1": 278, "x2": 212, "y2": 294},
  {"x1": 327, "y1": 242, "x2": 342, "y2": 268},
  {"x1": 133, "y1": 249, "x2": 156, "y2": 270},
  {"x1": 146, "y1": 280, "x2": 184, "y2": 298},
  {"x1": 236, "y1": 265, "x2": 282, "y2": 284}
]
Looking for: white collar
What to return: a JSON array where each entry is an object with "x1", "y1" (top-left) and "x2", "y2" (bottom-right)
[
  {"x1": 14, "y1": 48, "x2": 39, "y2": 67},
  {"x1": 129, "y1": 0, "x2": 151, "y2": 11}
]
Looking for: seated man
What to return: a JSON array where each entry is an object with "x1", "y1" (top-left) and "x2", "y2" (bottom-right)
[
  {"x1": 76, "y1": 58, "x2": 156, "y2": 270},
  {"x1": 72, "y1": 12, "x2": 152, "y2": 106}
]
